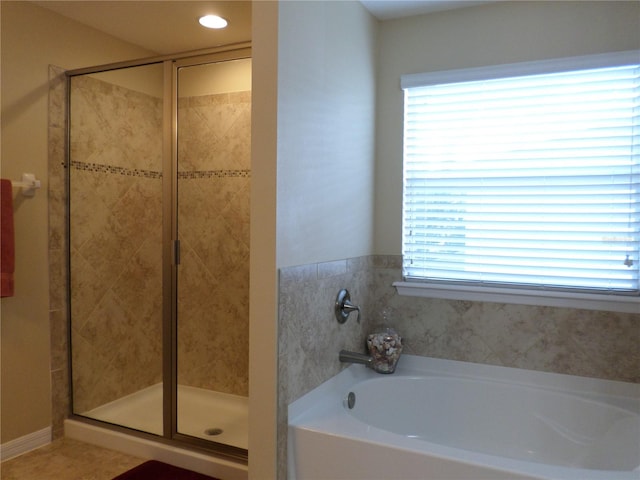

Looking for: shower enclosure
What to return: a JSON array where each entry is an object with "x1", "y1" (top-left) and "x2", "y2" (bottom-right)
[{"x1": 66, "y1": 46, "x2": 251, "y2": 460}]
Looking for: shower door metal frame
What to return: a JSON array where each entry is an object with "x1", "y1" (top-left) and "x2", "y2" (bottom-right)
[
  {"x1": 65, "y1": 43, "x2": 251, "y2": 463},
  {"x1": 170, "y1": 47, "x2": 252, "y2": 459}
]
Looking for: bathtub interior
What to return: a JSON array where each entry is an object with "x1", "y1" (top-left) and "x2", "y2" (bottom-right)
[
  {"x1": 83, "y1": 383, "x2": 248, "y2": 449},
  {"x1": 346, "y1": 376, "x2": 640, "y2": 471}
]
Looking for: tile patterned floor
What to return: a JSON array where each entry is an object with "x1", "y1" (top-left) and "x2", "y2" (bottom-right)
[{"x1": 0, "y1": 438, "x2": 145, "y2": 480}]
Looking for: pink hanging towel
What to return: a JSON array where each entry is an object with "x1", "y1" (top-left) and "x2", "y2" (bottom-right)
[{"x1": 1, "y1": 179, "x2": 15, "y2": 297}]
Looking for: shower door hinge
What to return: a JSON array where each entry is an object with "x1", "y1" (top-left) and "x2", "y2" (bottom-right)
[{"x1": 174, "y1": 239, "x2": 181, "y2": 265}]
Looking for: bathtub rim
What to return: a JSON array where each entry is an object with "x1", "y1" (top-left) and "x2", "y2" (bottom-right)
[
  {"x1": 288, "y1": 355, "x2": 640, "y2": 480},
  {"x1": 290, "y1": 355, "x2": 640, "y2": 420}
]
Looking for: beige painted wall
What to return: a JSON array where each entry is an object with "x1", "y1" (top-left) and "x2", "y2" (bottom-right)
[
  {"x1": 85, "y1": 66, "x2": 164, "y2": 99},
  {"x1": 250, "y1": 0, "x2": 377, "y2": 475},
  {"x1": 248, "y1": 2, "x2": 278, "y2": 477},
  {"x1": 179, "y1": 58, "x2": 252, "y2": 97},
  {"x1": 276, "y1": 0, "x2": 377, "y2": 268},
  {"x1": 0, "y1": 1, "x2": 153, "y2": 444},
  {"x1": 374, "y1": 0, "x2": 640, "y2": 254}
]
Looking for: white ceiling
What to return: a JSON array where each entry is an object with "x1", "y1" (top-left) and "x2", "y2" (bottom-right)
[
  {"x1": 360, "y1": 0, "x2": 492, "y2": 20},
  {"x1": 32, "y1": 1, "x2": 490, "y2": 55}
]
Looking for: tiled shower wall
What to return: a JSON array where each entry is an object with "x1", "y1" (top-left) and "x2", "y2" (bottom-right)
[
  {"x1": 68, "y1": 74, "x2": 164, "y2": 413},
  {"x1": 177, "y1": 91, "x2": 251, "y2": 396},
  {"x1": 277, "y1": 254, "x2": 639, "y2": 476},
  {"x1": 47, "y1": 68, "x2": 250, "y2": 436}
]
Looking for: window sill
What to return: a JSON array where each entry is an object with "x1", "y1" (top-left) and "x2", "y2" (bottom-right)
[{"x1": 392, "y1": 282, "x2": 640, "y2": 314}]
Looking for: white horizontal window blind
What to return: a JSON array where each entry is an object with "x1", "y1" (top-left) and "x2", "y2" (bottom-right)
[{"x1": 402, "y1": 53, "x2": 640, "y2": 294}]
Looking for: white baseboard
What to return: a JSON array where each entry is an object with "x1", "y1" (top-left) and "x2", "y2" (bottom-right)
[{"x1": 0, "y1": 427, "x2": 52, "y2": 462}]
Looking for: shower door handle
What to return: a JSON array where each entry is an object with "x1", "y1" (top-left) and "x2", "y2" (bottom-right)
[{"x1": 174, "y1": 239, "x2": 181, "y2": 265}]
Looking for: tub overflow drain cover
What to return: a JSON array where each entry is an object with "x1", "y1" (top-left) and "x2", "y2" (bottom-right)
[{"x1": 347, "y1": 391, "x2": 356, "y2": 409}]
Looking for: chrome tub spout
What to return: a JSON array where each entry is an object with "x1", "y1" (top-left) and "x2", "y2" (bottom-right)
[{"x1": 339, "y1": 350, "x2": 373, "y2": 368}]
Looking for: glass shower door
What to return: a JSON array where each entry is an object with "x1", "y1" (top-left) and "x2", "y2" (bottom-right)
[
  {"x1": 67, "y1": 50, "x2": 251, "y2": 459},
  {"x1": 68, "y1": 62, "x2": 165, "y2": 435},
  {"x1": 175, "y1": 57, "x2": 251, "y2": 451}
]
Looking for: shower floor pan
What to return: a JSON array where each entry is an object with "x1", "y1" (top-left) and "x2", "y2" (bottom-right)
[{"x1": 82, "y1": 383, "x2": 248, "y2": 450}]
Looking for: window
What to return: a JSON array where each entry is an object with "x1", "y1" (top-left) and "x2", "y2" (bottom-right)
[{"x1": 398, "y1": 51, "x2": 640, "y2": 312}]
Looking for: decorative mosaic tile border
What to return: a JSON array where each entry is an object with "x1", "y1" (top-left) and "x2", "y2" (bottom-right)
[
  {"x1": 178, "y1": 170, "x2": 251, "y2": 179},
  {"x1": 70, "y1": 160, "x2": 162, "y2": 179},
  {"x1": 70, "y1": 161, "x2": 250, "y2": 179}
]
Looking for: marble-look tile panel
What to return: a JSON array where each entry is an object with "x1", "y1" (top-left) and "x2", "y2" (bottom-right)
[
  {"x1": 277, "y1": 257, "x2": 372, "y2": 478},
  {"x1": 70, "y1": 75, "x2": 162, "y2": 172},
  {"x1": 175, "y1": 92, "x2": 251, "y2": 396},
  {"x1": 317, "y1": 259, "x2": 347, "y2": 279},
  {"x1": 47, "y1": 124, "x2": 66, "y2": 252},
  {"x1": 48, "y1": 245, "x2": 66, "y2": 314},
  {"x1": 49, "y1": 309, "x2": 67, "y2": 372},
  {"x1": 48, "y1": 65, "x2": 68, "y2": 440},
  {"x1": 177, "y1": 247, "x2": 249, "y2": 395},
  {"x1": 71, "y1": 287, "x2": 162, "y2": 413},
  {"x1": 50, "y1": 367, "x2": 69, "y2": 440},
  {"x1": 111, "y1": 238, "x2": 163, "y2": 333},
  {"x1": 178, "y1": 91, "x2": 251, "y2": 172},
  {"x1": 370, "y1": 256, "x2": 640, "y2": 383}
]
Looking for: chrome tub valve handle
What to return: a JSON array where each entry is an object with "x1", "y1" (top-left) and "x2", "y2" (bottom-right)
[{"x1": 335, "y1": 289, "x2": 361, "y2": 324}]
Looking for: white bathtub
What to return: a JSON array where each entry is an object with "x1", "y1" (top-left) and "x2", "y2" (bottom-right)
[{"x1": 288, "y1": 355, "x2": 640, "y2": 480}]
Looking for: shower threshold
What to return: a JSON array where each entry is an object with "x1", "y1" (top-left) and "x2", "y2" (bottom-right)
[{"x1": 81, "y1": 383, "x2": 248, "y2": 450}]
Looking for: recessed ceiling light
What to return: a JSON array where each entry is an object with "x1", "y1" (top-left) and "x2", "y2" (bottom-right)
[{"x1": 199, "y1": 15, "x2": 228, "y2": 29}]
